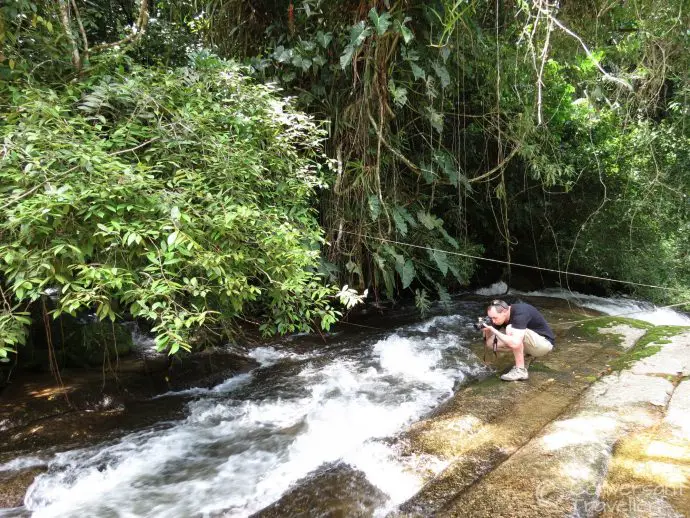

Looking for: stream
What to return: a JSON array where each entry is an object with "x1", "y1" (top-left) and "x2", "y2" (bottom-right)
[{"x1": 1, "y1": 288, "x2": 688, "y2": 517}]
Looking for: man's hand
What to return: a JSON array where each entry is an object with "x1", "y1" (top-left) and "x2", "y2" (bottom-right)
[{"x1": 481, "y1": 324, "x2": 494, "y2": 338}]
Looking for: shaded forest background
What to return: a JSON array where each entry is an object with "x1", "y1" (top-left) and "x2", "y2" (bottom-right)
[{"x1": 1, "y1": 0, "x2": 688, "y2": 361}]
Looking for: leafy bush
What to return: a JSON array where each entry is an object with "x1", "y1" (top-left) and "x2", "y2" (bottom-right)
[{"x1": 0, "y1": 53, "x2": 342, "y2": 357}]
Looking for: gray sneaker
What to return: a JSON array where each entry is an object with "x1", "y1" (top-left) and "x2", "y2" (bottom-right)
[{"x1": 501, "y1": 366, "x2": 529, "y2": 381}]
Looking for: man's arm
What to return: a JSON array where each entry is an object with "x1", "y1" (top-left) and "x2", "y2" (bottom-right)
[{"x1": 483, "y1": 324, "x2": 525, "y2": 350}]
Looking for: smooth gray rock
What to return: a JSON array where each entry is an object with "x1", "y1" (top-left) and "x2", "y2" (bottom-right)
[
  {"x1": 665, "y1": 380, "x2": 690, "y2": 439},
  {"x1": 631, "y1": 331, "x2": 690, "y2": 376},
  {"x1": 585, "y1": 371, "x2": 674, "y2": 408}
]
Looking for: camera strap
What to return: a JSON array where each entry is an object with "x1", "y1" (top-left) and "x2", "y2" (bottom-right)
[{"x1": 484, "y1": 336, "x2": 499, "y2": 362}]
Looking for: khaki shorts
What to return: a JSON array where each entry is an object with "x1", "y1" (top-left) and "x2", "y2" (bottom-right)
[{"x1": 523, "y1": 329, "x2": 553, "y2": 357}]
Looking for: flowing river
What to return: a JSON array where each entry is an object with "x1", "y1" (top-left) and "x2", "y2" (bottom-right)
[{"x1": 1, "y1": 289, "x2": 689, "y2": 517}]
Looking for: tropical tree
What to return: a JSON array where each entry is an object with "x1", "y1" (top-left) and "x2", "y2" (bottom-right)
[{"x1": 0, "y1": 52, "x2": 351, "y2": 359}]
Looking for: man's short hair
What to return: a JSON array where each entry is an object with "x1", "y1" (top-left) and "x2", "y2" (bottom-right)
[{"x1": 489, "y1": 299, "x2": 509, "y2": 313}]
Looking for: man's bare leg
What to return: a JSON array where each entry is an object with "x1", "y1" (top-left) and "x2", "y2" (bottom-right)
[
  {"x1": 485, "y1": 331, "x2": 525, "y2": 369},
  {"x1": 504, "y1": 325, "x2": 526, "y2": 368},
  {"x1": 510, "y1": 342, "x2": 525, "y2": 369}
]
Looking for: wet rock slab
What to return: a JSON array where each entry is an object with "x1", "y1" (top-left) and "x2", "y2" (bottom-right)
[
  {"x1": 395, "y1": 323, "x2": 690, "y2": 517},
  {"x1": 585, "y1": 371, "x2": 674, "y2": 408},
  {"x1": 599, "y1": 333, "x2": 690, "y2": 517},
  {"x1": 249, "y1": 463, "x2": 388, "y2": 518},
  {"x1": 666, "y1": 379, "x2": 690, "y2": 437},
  {"x1": 0, "y1": 467, "x2": 45, "y2": 509}
]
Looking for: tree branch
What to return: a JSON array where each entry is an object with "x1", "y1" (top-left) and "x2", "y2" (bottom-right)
[
  {"x1": 536, "y1": 5, "x2": 633, "y2": 91},
  {"x1": 469, "y1": 144, "x2": 521, "y2": 184},
  {"x1": 90, "y1": 0, "x2": 149, "y2": 53}
]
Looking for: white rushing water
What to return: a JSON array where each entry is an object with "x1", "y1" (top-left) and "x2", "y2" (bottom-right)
[{"x1": 15, "y1": 313, "x2": 488, "y2": 518}]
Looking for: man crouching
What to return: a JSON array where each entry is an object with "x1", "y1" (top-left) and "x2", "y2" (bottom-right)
[{"x1": 482, "y1": 299, "x2": 555, "y2": 381}]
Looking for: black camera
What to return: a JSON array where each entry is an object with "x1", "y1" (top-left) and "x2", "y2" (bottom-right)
[{"x1": 473, "y1": 316, "x2": 493, "y2": 331}]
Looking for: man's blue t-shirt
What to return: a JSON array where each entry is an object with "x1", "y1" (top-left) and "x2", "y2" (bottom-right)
[{"x1": 508, "y1": 303, "x2": 555, "y2": 345}]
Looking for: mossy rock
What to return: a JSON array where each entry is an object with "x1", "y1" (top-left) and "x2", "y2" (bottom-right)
[
  {"x1": 573, "y1": 319, "x2": 689, "y2": 372},
  {"x1": 608, "y1": 325, "x2": 690, "y2": 372},
  {"x1": 635, "y1": 325, "x2": 690, "y2": 348},
  {"x1": 569, "y1": 316, "x2": 651, "y2": 343}
]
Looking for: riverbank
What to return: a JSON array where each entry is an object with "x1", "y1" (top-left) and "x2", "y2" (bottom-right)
[{"x1": 396, "y1": 317, "x2": 690, "y2": 517}]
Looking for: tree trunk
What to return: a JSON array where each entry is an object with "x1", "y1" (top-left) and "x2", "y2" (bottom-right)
[{"x1": 57, "y1": 0, "x2": 82, "y2": 71}]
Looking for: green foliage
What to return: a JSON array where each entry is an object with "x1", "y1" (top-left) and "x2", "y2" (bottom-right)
[
  {"x1": 0, "y1": 53, "x2": 342, "y2": 357},
  {"x1": 241, "y1": 2, "x2": 487, "y2": 303},
  {"x1": 4, "y1": 0, "x2": 689, "y2": 332},
  {"x1": 0, "y1": 0, "x2": 68, "y2": 81},
  {"x1": 415, "y1": 288, "x2": 430, "y2": 318},
  {"x1": 0, "y1": 310, "x2": 30, "y2": 362}
]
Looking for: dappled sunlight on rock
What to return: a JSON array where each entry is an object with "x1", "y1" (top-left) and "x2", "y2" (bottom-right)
[
  {"x1": 408, "y1": 414, "x2": 487, "y2": 457},
  {"x1": 645, "y1": 440, "x2": 690, "y2": 463},
  {"x1": 600, "y1": 426, "x2": 690, "y2": 515},
  {"x1": 29, "y1": 386, "x2": 74, "y2": 399},
  {"x1": 541, "y1": 415, "x2": 617, "y2": 451},
  {"x1": 561, "y1": 461, "x2": 593, "y2": 481},
  {"x1": 444, "y1": 414, "x2": 483, "y2": 433},
  {"x1": 628, "y1": 459, "x2": 687, "y2": 487}
]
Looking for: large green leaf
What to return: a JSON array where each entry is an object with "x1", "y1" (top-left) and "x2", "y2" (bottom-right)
[
  {"x1": 417, "y1": 211, "x2": 442, "y2": 230},
  {"x1": 340, "y1": 45, "x2": 355, "y2": 69},
  {"x1": 432, "y1": 62, "x2": 450, "y2": 89},
  {"x1": 410, "y1": 63, "x2": 426, "y2": 81},
  {"x1": 369, "y1": 8, "x2": 392, "y2": 36},
  {"x1": 382, "y1": 268, "x2": 396, "y2": 298},
  {"x1": 389, "y1": 80, "x2": 408, "y2": 107},
  {"x1": 316, "y1": 31, "x2": 333, "y2": 49},
  {"x1": 368, "y1": 194, "x2": 382, "y2": 221},
  {"x1": 439, "y1": 227, "x2": 459, "y2": 249},
  {"x1": 392, "y1": 208, "x2": 408, "y2": 236},
  {"x1": 349, "y1": 21, "x2": 371, "y2": 47},
  {"x1": 433, "y1": 150, "x2": 458, "y2": 187},
  {"x1": 430, "y1": 249, "x2": 449, "y2": 276},
  {"x1": 396, "y1": 18, "x2": 414, "y2": 43},
  {"x1": 396, "y1": 259, "x2": 416, "y2": 289}
]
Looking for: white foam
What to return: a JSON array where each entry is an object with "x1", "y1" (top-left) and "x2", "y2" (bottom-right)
[
  {"x1": 410, "y1": 314, "x2": 465, "y2": 333},
  {"x1": 23, "y1": 329, "x2": 482, "y2": 518},
  {"x1": 474, "y1": 281, "x2": 508, "y2": 296},
  {"x1": 0, "y1": 456, "x2": 48, "y2": 473},
  {"x1": 348, "y1": 441, "x2": 426, "y2": 511},
  {"x1": 153, "y1": 373, "x2": 252, "y2": 399},
  {"x1": 246, "y1": 346, "x2": 313, "y2": 366}
]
